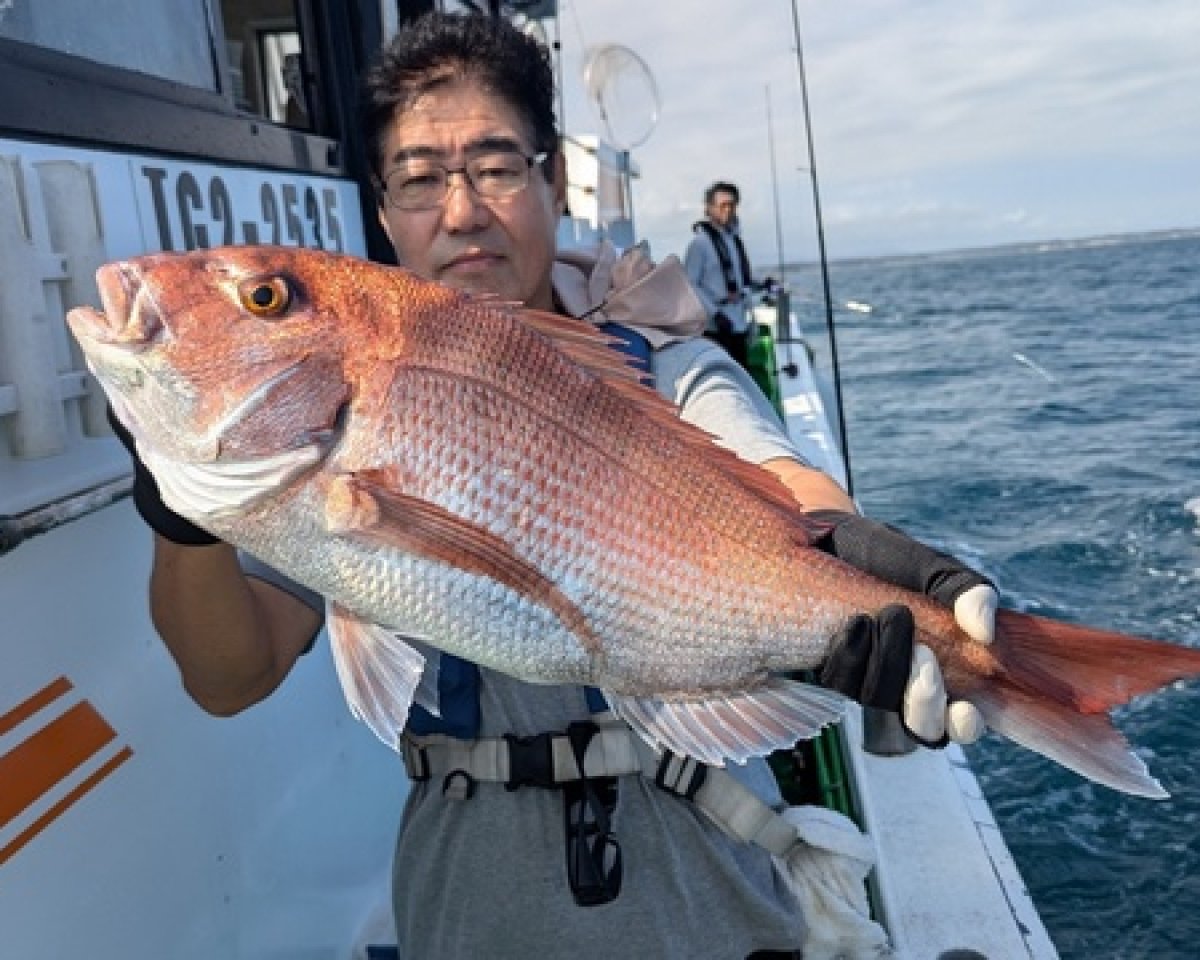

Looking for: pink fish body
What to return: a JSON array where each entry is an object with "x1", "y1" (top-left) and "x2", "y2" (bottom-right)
[{"x1": 67, "y1": 246, "x2": 1200, "y2": 797}]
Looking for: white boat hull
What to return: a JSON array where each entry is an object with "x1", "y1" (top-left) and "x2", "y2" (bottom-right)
[{"x1": 1, "y1": 503, "x2": 407, "y2": 959}]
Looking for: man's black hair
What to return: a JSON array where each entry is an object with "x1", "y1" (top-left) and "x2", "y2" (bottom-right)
[
  {"x1": 704, "y1": 181, "x2": 740, "y2": 205},
  {"x1": 361, "y1": 12, "x2": 559, "y2": 187}
]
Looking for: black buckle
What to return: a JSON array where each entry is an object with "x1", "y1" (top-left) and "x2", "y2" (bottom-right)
[
  {"x1": 406, "y1": 742, "x2": 431, "y2": 782},
  {"x1": 503, "y1": 732, "x2": 557, "y2": 791},
  {"x1": 654, "y1": 751, "x2": 708, "y2": 802}
]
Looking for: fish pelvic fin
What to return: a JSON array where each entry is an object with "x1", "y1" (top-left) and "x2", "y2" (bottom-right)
[
  {"x1": 605, "y1": 677, "x2": 846, "y2": 767},
  {"x1": 326, "y1": 603, "x2": 429, "y2": 751},
  {"x1": 976, "y1": 609, "x2": 1200, "y2": 798},
  {"x1": 325, "y1": 472, "x2": 600, "y2": 652}
]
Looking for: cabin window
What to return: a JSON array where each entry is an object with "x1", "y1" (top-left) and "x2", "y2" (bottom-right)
[
  {"x1": 0, "y1": 0, "x2": 316, "y2": 132},
  {"x1": 216, "y1": 0, "x2": 314, "y2": 131},
  {"x1": 0, "y1": 0, "x2": 215, "y2": 88}
]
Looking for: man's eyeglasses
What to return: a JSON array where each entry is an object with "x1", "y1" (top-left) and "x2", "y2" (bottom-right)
[{"x1": 380, "y1": 151, "x2": 549, "y2": 211}]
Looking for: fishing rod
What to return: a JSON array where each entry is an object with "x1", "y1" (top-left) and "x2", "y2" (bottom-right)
[
  {"x1": 763, "y1": 84, "x2": 797, "y2": 375},
  {"x1": 788, "y1": 0, "x2": 854, "y2": 496}
]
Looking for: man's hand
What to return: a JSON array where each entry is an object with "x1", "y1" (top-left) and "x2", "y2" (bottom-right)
[
  {"x1": 107, "y1": 406, "x2": 220, "y2": 546},
  {"x1": 811, "y1": 510, "x2": 996, "y2": 747}
]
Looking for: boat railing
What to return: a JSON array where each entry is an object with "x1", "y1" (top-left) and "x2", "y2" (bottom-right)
[{"x1": 0, "y1": 156, "x2": 133, "y2": 554}]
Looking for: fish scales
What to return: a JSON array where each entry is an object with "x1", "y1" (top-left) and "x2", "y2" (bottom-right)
[
  {"x1": 350, "y1": 342, "x2": 837, "y2": 691},
  {"x1": 343, "y1": 287, "x2": 824, "y2": 650}
]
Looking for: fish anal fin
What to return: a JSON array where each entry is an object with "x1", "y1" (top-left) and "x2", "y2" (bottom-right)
[
  {"x1": 325, "y1": 472, "x2": 599, "y2": 652},
  {"x1": 326, "y1": 602, "x2": 426, "y2": 751},
  {"x1": 607, "y1": 678, "x2": 846, "y2": 767}
]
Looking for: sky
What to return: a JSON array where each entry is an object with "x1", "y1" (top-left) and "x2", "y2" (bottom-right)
[{"x1": 549, "y1": 0, "x2": 1200, "y2": 265}]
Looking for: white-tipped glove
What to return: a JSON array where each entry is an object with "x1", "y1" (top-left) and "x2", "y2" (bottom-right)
[
  {"x1": 902, "y1": 583, "x2": 996, "y2": 744},
  {"x1": 813, "y1": 512, "x2": 998, "y2": 748}
]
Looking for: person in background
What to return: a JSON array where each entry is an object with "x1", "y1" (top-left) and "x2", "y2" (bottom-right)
[
  {"x1": 684, "y1": 181, "x2": 758, "y2": 368},
  {"x1": 109, "y1": 12, "x2": 996, "y2": 960}
]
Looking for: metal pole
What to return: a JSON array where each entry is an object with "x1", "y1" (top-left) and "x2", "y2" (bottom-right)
[
  {"x1": 764, "y1": 84, "x2": 796, "y2": 374},
  {"x1": 765, "y1": 85, "x2": 786, "y2": 285},
  {"x1": 788, "y1": 0, "x2": 854, "y2": 496}
]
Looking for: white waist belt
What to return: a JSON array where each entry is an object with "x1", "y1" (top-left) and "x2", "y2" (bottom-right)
[{"x1": 400, "y1": 722, "x2": 805, "y2": 860}]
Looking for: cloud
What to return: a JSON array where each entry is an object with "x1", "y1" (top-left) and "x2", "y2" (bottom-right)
[{"x1": 556, "y1": 0, "x2": 1200, "y2": 260}]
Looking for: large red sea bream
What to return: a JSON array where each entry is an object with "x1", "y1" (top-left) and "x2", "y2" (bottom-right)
[{"x1": 66, "y1": 245, "x2": 1200, "y2": 798}]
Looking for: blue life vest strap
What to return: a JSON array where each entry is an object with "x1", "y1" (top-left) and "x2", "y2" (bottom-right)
[
  {"x1": 694, "y1": 220, "x2": 753, "y2": 297},
  {"x1": 407, "y1": 656, "x2": 480, "y2": 738}
]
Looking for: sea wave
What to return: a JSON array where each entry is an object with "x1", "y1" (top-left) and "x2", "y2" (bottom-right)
[{"x1": 790, "y1": 230, "x2": 1200, "y2": 959}]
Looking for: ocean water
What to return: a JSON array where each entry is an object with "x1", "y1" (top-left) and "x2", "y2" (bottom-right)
[{"x1": 789, "y1": 231, "x2": 1200, "y2": 959}]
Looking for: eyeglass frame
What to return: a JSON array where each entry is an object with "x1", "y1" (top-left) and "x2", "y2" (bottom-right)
[{"x1": 377, "y1": 150, "x2": 551, "y2": 211}]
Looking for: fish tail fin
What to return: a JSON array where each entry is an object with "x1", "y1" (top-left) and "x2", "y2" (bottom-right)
[{"x1": 973, "y1": 609, "x2": 1200, "y2": 798}]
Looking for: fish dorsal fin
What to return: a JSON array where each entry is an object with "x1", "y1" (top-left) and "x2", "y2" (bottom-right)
[
  {"x1": 517, "y1": 307, "x2": 649, "y2": 384},
  {"x1": 324, "y1": 471, "x2": 599, "y2": 652},
  {"x1": 516, "y1": 307, "x2": 829, "y2": 542},
  {"x1": 605, "y1": 678, "x2": 846, "y2": 767}
]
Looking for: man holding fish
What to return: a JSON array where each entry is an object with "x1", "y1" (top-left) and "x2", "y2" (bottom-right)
[{"x1": 98, "y1": 12, "x2": 1002, "y2": 960}]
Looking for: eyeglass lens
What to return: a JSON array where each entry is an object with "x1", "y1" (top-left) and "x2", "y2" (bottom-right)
[{"x1": 384, "y1": 152, "x2": 541, "y2": 209}]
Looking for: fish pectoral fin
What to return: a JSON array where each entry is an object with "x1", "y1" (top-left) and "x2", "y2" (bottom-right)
[
  {"x1": 326, "y1": 602, "x2": 427, "y2": 751},
  {"x1": 605, "y1": 678, "x2": 846, "y2": 767},
  {"x1": 142, "y1": 441, "x2": 325, "y2": 521},
  {"x1": 325, "y1": 473, "x2": 598, "y2": 650}
]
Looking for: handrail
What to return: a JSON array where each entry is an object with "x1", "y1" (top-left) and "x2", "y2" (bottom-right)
[{"x1": 0, "y1": 476, "x2": 132, "y2": 557}]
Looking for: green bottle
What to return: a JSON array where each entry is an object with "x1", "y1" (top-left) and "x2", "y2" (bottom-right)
[{"x1": 746, "y1": 325, "x2": 783, "y2": 418}]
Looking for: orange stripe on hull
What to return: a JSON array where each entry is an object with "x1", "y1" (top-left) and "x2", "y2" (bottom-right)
[
  {"x1": 0, "y1": 676, "x2": 73, "y2": 738},
  {"x1": 0, "y1": 700, "x2": 118, "y2": 831},
  {"x1": 0, "y1": 747, "x2": 133, "y2": 867}
]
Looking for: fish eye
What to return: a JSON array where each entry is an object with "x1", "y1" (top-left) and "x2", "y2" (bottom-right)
[{"x1": 239, "y1": 277, "x2": 291, "y2": 317}]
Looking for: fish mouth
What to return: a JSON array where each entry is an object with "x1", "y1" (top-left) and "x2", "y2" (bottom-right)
[
  {"x1": 67, "y1": 262, "x2": 165, "y2": 360},
  {"x1": 65, "y1": 261, "x2": 189, "y2": 454},
  {"x1": 111, "y1": 262, "x2": 168, "y2": 346},
  {"x1": 66, "y1": 309, "x2": 150, "y2": 437},
  {"x1": 67, "y1": 264, "x2": 164, "y2": 440}
]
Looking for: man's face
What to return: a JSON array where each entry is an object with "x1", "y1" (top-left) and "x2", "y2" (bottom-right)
[
  {"x1": 706, "y1": 190, "x2": 738, "y2": 229},
  {"x1": 376, "y1": 78, "x2": 566, "y2": 310}
]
